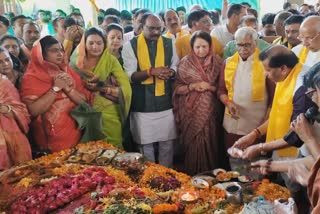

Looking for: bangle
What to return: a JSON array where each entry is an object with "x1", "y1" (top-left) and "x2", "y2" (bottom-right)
[
  {"x1": 253, "y1": 128, "x2": 262, "y2": 139},
  {"x1": 259, "y1": 143, "x2": 267, "y2": 156},
  {"x1": 6, "y1": 105, "x2": 12, "y2": 113},
  {"x1": 169, "y1": 69, "x2": 175, "y2": 77}
]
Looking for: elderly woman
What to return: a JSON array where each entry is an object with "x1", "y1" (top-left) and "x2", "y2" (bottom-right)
[
  {"x1": 0, "y1": 35, "x2": 29, "y2": 73},
  {"x1": 0, "y1": 76, "x2": 31, "y2": 170},
  {"x1": 173, "y1": 31, "x2": 223, "y2": 175},
  {"x1": 20, "y1": 36, "x2": 88, "y2": 152},
  {"x1": 69, "y1": 27, "x2": 131, "y2": 148}
]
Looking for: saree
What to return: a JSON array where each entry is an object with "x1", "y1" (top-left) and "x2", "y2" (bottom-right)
[
  {"x1": 173, "y1": 50, "x2": 223, "y2": 175},
  {"x1": 20, "y1": 42, "x2": 88, "y2": 153},
  {"x1": 308, "y1": 156, "x2": 320, "y2": 214},
  {"x1": 69, "y1": 37, "x2": 132, "y2": 149},
  {"x1": 0, "y1": 78, "x2": 31, "y2": 170}
]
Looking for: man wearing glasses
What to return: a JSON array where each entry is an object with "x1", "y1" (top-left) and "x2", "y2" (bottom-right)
[
  {"x1": 122, "y1": 13, "x2": 178, "y2": 168},
  {"x1": 218, "y1": 27, "x2": 275, "y2": 169},
  {"x1": 230, "y1": 45, "x2": 316, "y2": 210},
  {"x1": 292, "y1": 16, "x2": 320, "y2": 69}
]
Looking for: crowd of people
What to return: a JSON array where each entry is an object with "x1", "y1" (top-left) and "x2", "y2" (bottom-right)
[{"x1": 1, "y1": 0, "x2": 320, "y2": 213}]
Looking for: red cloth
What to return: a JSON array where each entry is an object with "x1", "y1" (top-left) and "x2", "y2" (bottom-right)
[
  {"x1": 0, "y1": 78, "x2": 31, "y2": 169},
  {"x1": 173, "y1": 50, "x2": 223, "y2": 175},
  {"x1": 20, "y1": 42, "x2": 89, "y2": 152},
  {"x1": 308, "y1": 156, "x2": 320, "y2": 213}
]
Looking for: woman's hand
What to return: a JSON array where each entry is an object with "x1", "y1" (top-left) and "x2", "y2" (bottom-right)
[
  {"x1": 287, "y1": 162, "x2": 310, "y2": 186},
  {"x1": 53, "y1": 74, "x2": 68, "y2": 90},
  {"x1": 189, "y1": 82, "x2": 211, "y2": 92},
  {"x1": 56, "y1": 73, "x2": 75, "y2": 93},
  {"x1": 84, "y1": 76, "x2": 100, "y2": 92},
  {"x1": 290, "y1": 113, "x2": 315, "y2": 143}
]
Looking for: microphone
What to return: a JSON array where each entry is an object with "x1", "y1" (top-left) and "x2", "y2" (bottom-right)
[{"x1": 283, "y1": 107, "x2": 319, "y2": 147}]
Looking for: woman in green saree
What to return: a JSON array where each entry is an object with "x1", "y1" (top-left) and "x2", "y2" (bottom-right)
[{"x1": 69, "y1": 27, "x2": 131, "y2": 148}]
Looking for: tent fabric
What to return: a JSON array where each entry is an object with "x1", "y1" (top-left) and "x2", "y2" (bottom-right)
[{"x1": 113, "y1": 0, "x2": 258, "y2": 12}]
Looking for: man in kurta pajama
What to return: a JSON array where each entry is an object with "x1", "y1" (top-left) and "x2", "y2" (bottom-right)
[{"x1": 122, "y1": 13, "x2": 178, "y2": 167}]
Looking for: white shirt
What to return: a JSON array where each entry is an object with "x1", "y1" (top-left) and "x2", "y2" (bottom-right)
[
  {"x1": 223, "y1": 54, "x2": 269, "y2": 135},
  {"x1": 210, "y1": 24, "x2": 234, "y2": 47},
  {"x1": 292, "y1": 44, "x2": 320, "y2": 69},
  {"x1": 123, "y1": 31, "x2": 135, "y2": 44}
]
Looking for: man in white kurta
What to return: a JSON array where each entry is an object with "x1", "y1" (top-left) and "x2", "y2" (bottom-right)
[
  {"x1": 218, "y1": 27, "x2": 273, "y2": 150},
  {"x1": 292, "y1": 16, "x2": 320, "y2": 69},
  {"x1": 122, "y1": 14, "x2": 179, "y2": 168}
]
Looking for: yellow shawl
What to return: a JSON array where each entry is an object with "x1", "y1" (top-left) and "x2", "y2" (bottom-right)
[
  {"x1": 225, "y1": 48, "x2": 265, "y2": 102},
  {"x1": 165, "y1": 29, "x2": 185, "y2": 39},
  {"x1": 137, "y1": 33, "x2": 165, "y2": 96},
  {"x1": 298, "y1": 46, "x2": 309, "y2": 64},
  {"x1": 266, "y1": 62, "x2": 303, "y2": 157}
]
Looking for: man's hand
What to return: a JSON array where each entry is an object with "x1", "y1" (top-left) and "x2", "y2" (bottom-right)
[
  {"x1": 242, "y1": 144, "x2": 262, "y2": 161},
  {"x1": 291, "y1": 113, "x2": 315, "y2": 143},
  {"x1": 226, "y1": 100, "x2": 240, "y2": 119},
  {"x1": 287, "y1": 162, "x2": 310, "y2": 186}
]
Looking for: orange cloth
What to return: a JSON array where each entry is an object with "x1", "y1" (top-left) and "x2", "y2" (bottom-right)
[
  {"x1": 0, "y1": 78, "x2": 31, "y2": 170},
  {"x1": 175, "y1": 33, "x2": 223, "y2": 59},
  {"x1": 20, "y1": 42, "x2": 89, "y2": 152}
]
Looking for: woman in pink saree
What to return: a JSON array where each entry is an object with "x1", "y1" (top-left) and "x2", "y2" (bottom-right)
[
  {"x1": 0, "y1": 76, "x2": 31, "y2": 170},
  {"x1": 173, "y1": 31, "x2": 223, "y2": 175}
]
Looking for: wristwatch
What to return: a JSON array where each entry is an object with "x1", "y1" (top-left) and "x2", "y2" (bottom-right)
[{"x1": 52, "y1": 86, "x2": 62, "y2": 93}]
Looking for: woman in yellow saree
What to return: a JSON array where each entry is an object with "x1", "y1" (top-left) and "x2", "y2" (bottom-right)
[{"x1": 69, "y1": 27, "x2": 131, "y2": 148}]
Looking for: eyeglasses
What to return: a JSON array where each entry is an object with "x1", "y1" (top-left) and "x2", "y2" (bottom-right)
[
  {"x1": 236, "y1": 43, "x2": 253, "y2": 48},
  {"x1": 298, "y1": 33, "x2": 320, "y2": 43},
  {"x1": 305, "y1": 89, "x2": 316, "y2": 98}
]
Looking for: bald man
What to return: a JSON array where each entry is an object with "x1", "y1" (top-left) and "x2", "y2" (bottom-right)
[
  {"x1": 163, "y1": 9, "x2": 188, "y2": 42},
  {"x1": 292, "y1": 16, "x2": 320, "y2": 69},
  {"x1": 272, "y1": 11, "x2": 292, "y2": 45},
  {"x1": 230, "y1": 45, "x2": 315, "y2": 199},
  {"x1": 122, "y1": 13, "x2": 178, "y2": 168}
]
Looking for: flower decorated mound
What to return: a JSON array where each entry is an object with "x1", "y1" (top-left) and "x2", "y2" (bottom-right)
[
  {"x1": 149, "y1": 173, "x2": 181, "y2": 192},
  {"x1": 0, "y1": 142, "x2": 292, "y2": 213},
  {"x1": 9, "y1": 167, "x2": 115, "y2": 213},
  {"x1": 139, "y1": 162, "x2": 190, "y2": 190}
]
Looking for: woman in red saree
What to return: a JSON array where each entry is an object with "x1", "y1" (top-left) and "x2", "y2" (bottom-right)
[
  {"x1": 20, "y1": 36, "x2": 88, "y2": 153},
  {"x1": 173, "y1": 31, "x2": 223, "y2": 175},
  {"x1": 0, "y1": 77, "x2": 31, "y2": 170}
]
